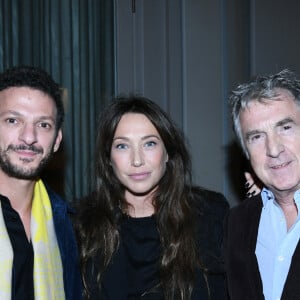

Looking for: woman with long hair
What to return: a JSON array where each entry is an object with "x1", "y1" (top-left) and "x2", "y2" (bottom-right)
[{"x1": 76, "y1": 96, "x2": 228, "y2": 299}]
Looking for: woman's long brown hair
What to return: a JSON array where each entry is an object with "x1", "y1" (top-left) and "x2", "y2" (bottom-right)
[{"x1": 76, "y1": 96, "x2": 200, "y2": 299}]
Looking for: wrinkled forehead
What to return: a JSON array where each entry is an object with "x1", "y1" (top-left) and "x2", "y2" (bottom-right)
[{"x1": 239, "y1": 93, "x2": 300, "y2": 131}]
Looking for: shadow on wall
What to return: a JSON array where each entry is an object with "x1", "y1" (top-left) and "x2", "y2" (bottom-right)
[
  {"x1": 41, "y1": 142, "x2": 66, "y2": 198},
  {"x1": 226, "y1": 140, "x2": 253, "y2": 203}
]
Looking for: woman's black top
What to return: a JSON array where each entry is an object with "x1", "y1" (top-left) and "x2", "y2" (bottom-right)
[
  {"x1": 84, "y1": 187, "x2": 229, "y2": 299},
  {"x1": 120, "y1": 214, "x2": 161, "y2": 298}
]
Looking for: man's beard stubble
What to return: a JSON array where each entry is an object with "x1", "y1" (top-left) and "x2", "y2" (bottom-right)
[{"x1": 0, "y1": 144, "x2": 54, "y2": 180}]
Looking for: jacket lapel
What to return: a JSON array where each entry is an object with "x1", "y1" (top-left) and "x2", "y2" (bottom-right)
[
  {"x1": 281, "y1": 230, "x2": 300, "y2": 299},
  {"x1": 243, "y1": 195, "x2": 264, "y2": 299}
]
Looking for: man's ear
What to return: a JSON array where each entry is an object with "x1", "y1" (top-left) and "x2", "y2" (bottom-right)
[{"x1": 53, "y1": 129, "x2": 63, "y2": 152}]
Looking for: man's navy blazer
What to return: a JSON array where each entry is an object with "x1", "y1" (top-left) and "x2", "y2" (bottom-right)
[{"x1": 224, "y1": 194, "x2": 300, "y2": 300}]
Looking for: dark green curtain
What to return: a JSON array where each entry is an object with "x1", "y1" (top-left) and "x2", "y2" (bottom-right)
[{"x1": 0, "y1": 0, "x2": 115, "y2": 201}]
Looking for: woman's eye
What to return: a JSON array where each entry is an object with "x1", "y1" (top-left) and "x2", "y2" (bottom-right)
[
  {"x1": 116, "y1": 143, "x2": 128, "y2": 150},
  {"x1": 145, "y1": 141, "x2": 157, "y2": 147}
]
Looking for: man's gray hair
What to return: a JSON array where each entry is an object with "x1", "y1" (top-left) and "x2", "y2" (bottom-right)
[{"x1": 229, "y1": 69, "x2": 300, "y2": 157}]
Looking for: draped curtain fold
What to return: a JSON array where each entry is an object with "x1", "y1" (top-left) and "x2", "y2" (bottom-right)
[{"x1": 0, "y1": 0, "x2": 114, "y2": 201}]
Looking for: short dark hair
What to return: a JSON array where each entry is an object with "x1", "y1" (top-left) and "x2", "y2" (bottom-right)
[{"x1": 0, "y1": 65, "x2": 64, "y2": 130}]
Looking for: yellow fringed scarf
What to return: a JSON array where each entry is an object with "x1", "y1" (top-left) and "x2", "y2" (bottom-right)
[{"x1": 0, "y1": 179, "x2": 65, "y2": 299}]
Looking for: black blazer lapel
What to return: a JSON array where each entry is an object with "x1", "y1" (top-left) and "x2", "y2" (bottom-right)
[
  {"x1": 226, "y1": 195, "x2": 264, "y2": 300},
  {"x1": 244, "y1": 195, "x2": 264, "y2": 299},
  {"x1": 281, "y1": 235, "x2": 300, "y2": 299}
]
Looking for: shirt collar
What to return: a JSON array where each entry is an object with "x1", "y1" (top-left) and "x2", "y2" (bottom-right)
[
  {"x1": 261, "y1": 188, "x2": 274, "y2": 206},
  {"x1": 261, "y1": 187, "x2": 300, "y2": 207}
]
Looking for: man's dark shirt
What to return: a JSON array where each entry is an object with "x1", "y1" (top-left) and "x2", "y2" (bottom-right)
[{"x1": 0, "y1": 195, "x2": 34, "y2": 300}]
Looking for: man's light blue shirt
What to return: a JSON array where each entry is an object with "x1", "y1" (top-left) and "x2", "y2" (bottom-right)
[{"x1": 256, "y1": 188, "x2": 300, "y2": 300}]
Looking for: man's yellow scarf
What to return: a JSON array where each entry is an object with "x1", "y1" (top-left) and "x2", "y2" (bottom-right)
[{"x1": 0, "y1": 179, "x2": 65, "y2": 299}]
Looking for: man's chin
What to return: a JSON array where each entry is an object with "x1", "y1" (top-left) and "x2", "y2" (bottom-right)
[
  {"x1": 0, "y1": 152, "x2": 53, "y2": 180},
  {"x1": 5, "y1": 168, "x2": 40, "y2": 180},
  {"x1": 0, "y1": 162, "x2": 41, "y2": 180}
]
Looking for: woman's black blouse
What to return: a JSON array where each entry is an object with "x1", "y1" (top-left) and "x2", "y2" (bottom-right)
[
  {"x1": 84, "y1": 187, "x2": 229, "y2": 299},
  {"x1": 120, "y1": 214, "x2": 161, "y2": 298}
]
